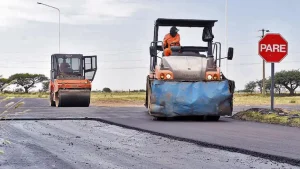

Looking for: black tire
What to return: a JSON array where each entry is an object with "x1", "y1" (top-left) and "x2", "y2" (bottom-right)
[
  {"x1": 207, "y1": 116, "x2": 220, "y2": 121},
  {"x1": 146, "y1": 76, "x2": 153, "y2": 115},
  {"x1": 49, "y1": 93, "x2": 55, "y2": 107},
  {"x1": 144, "y1": 75, "x2": 150, "y2": 108},
  {"x1": 55, "y1": 93, "x2": 61, "y2": 107},
  {"x1": 153, "y1": 117, "x2": 168, "y2": 121}
]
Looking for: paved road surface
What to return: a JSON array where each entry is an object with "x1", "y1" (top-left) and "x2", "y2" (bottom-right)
[
  {"x1": 0, "y1": 97, "x2": 300, "y2": 167},
  {"x1": 1, "y1": 120, "x2": 298, "y2": 169}
]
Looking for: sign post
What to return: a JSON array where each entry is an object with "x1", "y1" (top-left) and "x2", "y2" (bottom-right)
[
  {"x1": 258, "y1": 33, "x2": 288, "y2": 111},
  {"x1": 271, "y1": 63, "x2": 274, "y2": 110}
]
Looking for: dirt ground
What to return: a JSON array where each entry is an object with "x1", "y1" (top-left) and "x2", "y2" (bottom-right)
[{"x1": 90, "y1": 100, "x2": 145, "y2": 107}]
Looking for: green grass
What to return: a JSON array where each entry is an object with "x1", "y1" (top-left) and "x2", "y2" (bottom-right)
[{"x1": 233, "y1": 110, "x2": 300, "y2": 128}]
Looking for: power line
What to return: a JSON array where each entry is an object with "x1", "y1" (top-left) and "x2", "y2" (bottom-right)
[
  {"x1": 2, "y1": 59, "x2": 300, "y2": 68},
  {"x1": 228, "y1": 60, "x2": 300, "y2": 66},
  {"x1": 0, "y1": 59, "x2": 147, "y2": 64},
  {"x1": 0, "y1": 66, "x2": 148, "y2": 70},
  {"x1": 1, "y1": 49, "x2": 145, "y2": 55},
  {"x1": 236, "y1": 52, "x2": 300, "y2": 57}
]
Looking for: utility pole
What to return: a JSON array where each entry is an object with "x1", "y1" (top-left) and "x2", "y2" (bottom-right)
[
  {"x1": 37, "y1": 2, "x2": 60, "y2": 53},
  {"x1": 258, "y1": 29, "x2": 269, "y2": 95},
  {"x1": 225, "y1": 0, "x2": 228, "y2": 77}
]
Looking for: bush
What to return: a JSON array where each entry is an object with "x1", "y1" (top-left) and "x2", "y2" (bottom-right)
[{"x1": 102, "y1": 87, "x2": 112, "y2": 93}]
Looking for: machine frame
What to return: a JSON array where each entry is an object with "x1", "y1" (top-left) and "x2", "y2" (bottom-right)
[
  {"x1": 146, "y1": 18, "x2": 235, "y2": 120},
  {"x1": 149, "y1": 18, "x2": 233, "y2": 74},
  {"x1": 49, "y1": 53, "x2": 97, "y2": 107}
]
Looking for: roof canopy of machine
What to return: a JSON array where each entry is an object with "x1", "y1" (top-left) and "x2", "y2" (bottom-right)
[{"x1": 155, "y1": 18, "x2": 218, "y2": 27}]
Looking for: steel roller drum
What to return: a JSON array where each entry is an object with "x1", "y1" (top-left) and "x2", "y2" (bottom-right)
[{"x1": 57, "y1": 89, "x2": 91, "y2": 107}]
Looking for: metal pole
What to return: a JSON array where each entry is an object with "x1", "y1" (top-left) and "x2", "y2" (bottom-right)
[
  {"x1": 259, "y1": 28, "x2": 270, "y2": 95},
  {"x1": 58, "y1": 9, "x2": 60, "y2": 53},
  {"x1": 270, "y1": 63, "x2": 275, "y2": 111},
  {"x1": 225, "y1": 0, "x2": 228, "y2": 77},
  {"x1": 263, "y1": 60, "x2": 266, "y2": 94},
  {"x1": 262, "y1": 29, "x2": 266, "y2": 95},
  {"x1": 37, "y1": 2, "x2": 60, "y2": 53}
]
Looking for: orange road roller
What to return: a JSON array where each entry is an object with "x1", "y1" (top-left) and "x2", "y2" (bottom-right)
[{"x1": 49, "y1": 54, "x2": 97, "y2": 107}]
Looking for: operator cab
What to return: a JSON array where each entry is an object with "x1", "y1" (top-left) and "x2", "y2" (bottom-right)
[
  {"x1": 50, "y1": 54, "x2": 97, "y2": 81},
  {"x1": 149, "y1": 18, "x2": 234, "y2": 72}
]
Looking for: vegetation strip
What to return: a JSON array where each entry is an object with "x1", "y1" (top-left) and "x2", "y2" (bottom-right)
[
  {"x1": 0, "y1": 117, "x2": 299, "y2": 167},
  {"x1": 233, "y1": 108, "x2": 300, "y2": 128},
  {"x1": 1, "y1": 93, "x2": 300, "y2": 106}
]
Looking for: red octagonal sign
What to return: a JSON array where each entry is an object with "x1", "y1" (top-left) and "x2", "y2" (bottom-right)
[{"x1": 258, "y1": 33, "x2": 288, "y2": 63}]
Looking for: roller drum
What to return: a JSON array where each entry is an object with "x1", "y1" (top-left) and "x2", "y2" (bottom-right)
[{"x1": 56, "y1": 89, "x2": 91, "y2": 107}]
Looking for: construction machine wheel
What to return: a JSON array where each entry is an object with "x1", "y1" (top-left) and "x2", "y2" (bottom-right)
[
  {"x1": 55, "y1": 90, "x2": 91, "y2": 107},
  {"x1": 49, "y1": 93, "x2": 55, "y2": 107},
  {"x1": 206, "y1": 116, "x2": 220, "y2": 121},
  {"x1": 153, "y1": 116, "x2": 168, "y2": 121},
  {"x1": 146, "y1": 77, "x2": 152, "y2": 115},
  {"x1": 55, "y1": 94, "x2": 62, "y2": 107}
]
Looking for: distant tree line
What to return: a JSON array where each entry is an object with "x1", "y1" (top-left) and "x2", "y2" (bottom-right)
[
  {"x1": 0, "y1": 73, "x2": 48, "y2": 93},
  {"x1": 0, "y1": 73, "x2": 146, "y2": 94},
  {"x1": 101, "y1": 87, "x2": 146, "y2": 93},
  {"x1": 243, "y1": 69, "x2": 300, "y2": 95}
]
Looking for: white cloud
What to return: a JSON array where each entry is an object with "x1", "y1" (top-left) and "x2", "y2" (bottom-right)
[{"x1": 0, "y1": 0, "x2": 151, "y2": 27}]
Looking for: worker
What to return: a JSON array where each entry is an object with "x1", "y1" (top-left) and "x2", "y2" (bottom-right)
[
  {"x1": 163, "y1": 26, "x2": 180, "y2": 48},
  {"x1": 59, "y1": 58, "x2": 72, "y2": 73}
]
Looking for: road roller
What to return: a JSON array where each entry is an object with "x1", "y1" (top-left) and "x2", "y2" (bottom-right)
[
  {"x1": 145, "y1": 18, "x2": 236, "y2": 121},
  {"x1": 49, "y1": 54, "x2": 97, "y2": 107}
]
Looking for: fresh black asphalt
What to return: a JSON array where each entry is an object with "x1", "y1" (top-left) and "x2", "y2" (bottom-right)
[{"x1": 0, "y1": 97, "x2": 300, "y2": 167}]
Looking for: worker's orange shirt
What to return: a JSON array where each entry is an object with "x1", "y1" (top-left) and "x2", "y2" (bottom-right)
[{"x1": 163, "y1": 33, "x2": 180, "y2": 47}]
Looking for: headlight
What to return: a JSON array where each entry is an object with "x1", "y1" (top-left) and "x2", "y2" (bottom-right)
[
  {"x1": 207, "y1": 75, "x2": 212, "y2": 80},
  {"x1": 166, "y1": 74, "x2": 171, "y2": 79},
  {"x1": 213, "y1": 74, "x2": 218, "y2": 80},
  {"x1": 160, "y1": 73, "x2": 164, "y2": 79}
]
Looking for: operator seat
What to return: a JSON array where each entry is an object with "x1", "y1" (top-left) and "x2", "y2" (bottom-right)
[
  {"x1": 60, "y1": 62, "x2": 73, "y2": 74},
  {"x1": 169, "y1": 46, "x2": 206, "y2": 57}
]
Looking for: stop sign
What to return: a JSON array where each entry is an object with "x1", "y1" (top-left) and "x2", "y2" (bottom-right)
[{"x1": 258, "y1": 33, "x2": 288, "y2": 63}]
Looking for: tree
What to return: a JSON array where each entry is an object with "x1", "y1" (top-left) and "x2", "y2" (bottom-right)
[
  {"x1": 256, "y1": 79, "x2": 263, "y2": 94},
  {"x1": 8, "y1": 73, "x2": 48, "y2": 93},
  {"x1": 0, "y1": 77, "x2": 9, "y2": 92},
  {"x1": 274, "y1": 70, "x2": 300, "y2": 95},
  {"x1": 102, "y1": 87, "x2": 112, "y2": 93},
  {"x1": 275, "y1": 84, "x2": 284, "y2": 94},
  {"x1": 265, "y1": 77, "x2": 271, "y2": 93},
  {"x1": 244, "y1": 81, "x2": 257, "y2": 94},
  {"x1": 14, "y1": 88, "x2": 24, "y2": 93},
  {"x1": 42, "y1": 81, "x2": 50, "y2": 92}
]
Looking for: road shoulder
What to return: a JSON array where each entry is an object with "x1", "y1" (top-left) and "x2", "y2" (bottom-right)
[{"x1": 233, "y1": 108, "x2": 300, "y2": 128}]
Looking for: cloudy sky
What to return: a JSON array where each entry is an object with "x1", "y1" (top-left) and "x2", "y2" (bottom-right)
[{"x1": 0, "y1": 0, "x2": 298, "y2": 91}]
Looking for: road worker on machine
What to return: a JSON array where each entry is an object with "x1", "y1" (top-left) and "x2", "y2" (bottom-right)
[
  {"x1": 163, "y1": 26, "x2": 181, "y2": 56},
  {"x1": 59, "y1": 58, "x2": 72, "y2": 74}
]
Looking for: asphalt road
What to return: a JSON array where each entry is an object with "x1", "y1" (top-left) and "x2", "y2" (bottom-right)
[
  {"x1": 2, "y1": 120, "x2": 298, "y2": 169},
  {"x1": 0, "y1": 97, "x2": 300, "y2": 168}
]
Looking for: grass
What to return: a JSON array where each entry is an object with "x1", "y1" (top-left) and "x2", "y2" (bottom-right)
[
  {"x1": 0, "y1": 92, "x2": 146, "y2": 107},
  {"x1": 90, "y1": 92, "x2": 145, "y2": 102},
  {"x1": 233, "y1": 93, "x2": 300, "y2": 105},
  {"x1": 233, "y1": 109, "x2": 300, "y2": 128},
  {"x1": 0, "y1": 92, "x2": 48, "y2": 99},
  {"x1": 0, "y1": 92, "x2": 300, "y2": 106},
  {"x1": 14, "y1": 102, "x2": 24, "y2": 109}
]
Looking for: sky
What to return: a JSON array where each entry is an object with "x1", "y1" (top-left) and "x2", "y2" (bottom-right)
[{"x1": 0, "y1": 0, "x2": 298, "y2": 91}]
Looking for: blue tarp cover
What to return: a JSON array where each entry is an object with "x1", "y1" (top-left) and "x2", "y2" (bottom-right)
[{"x1": 149, "y1": 80, "x2": 233, "y2": 117}]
